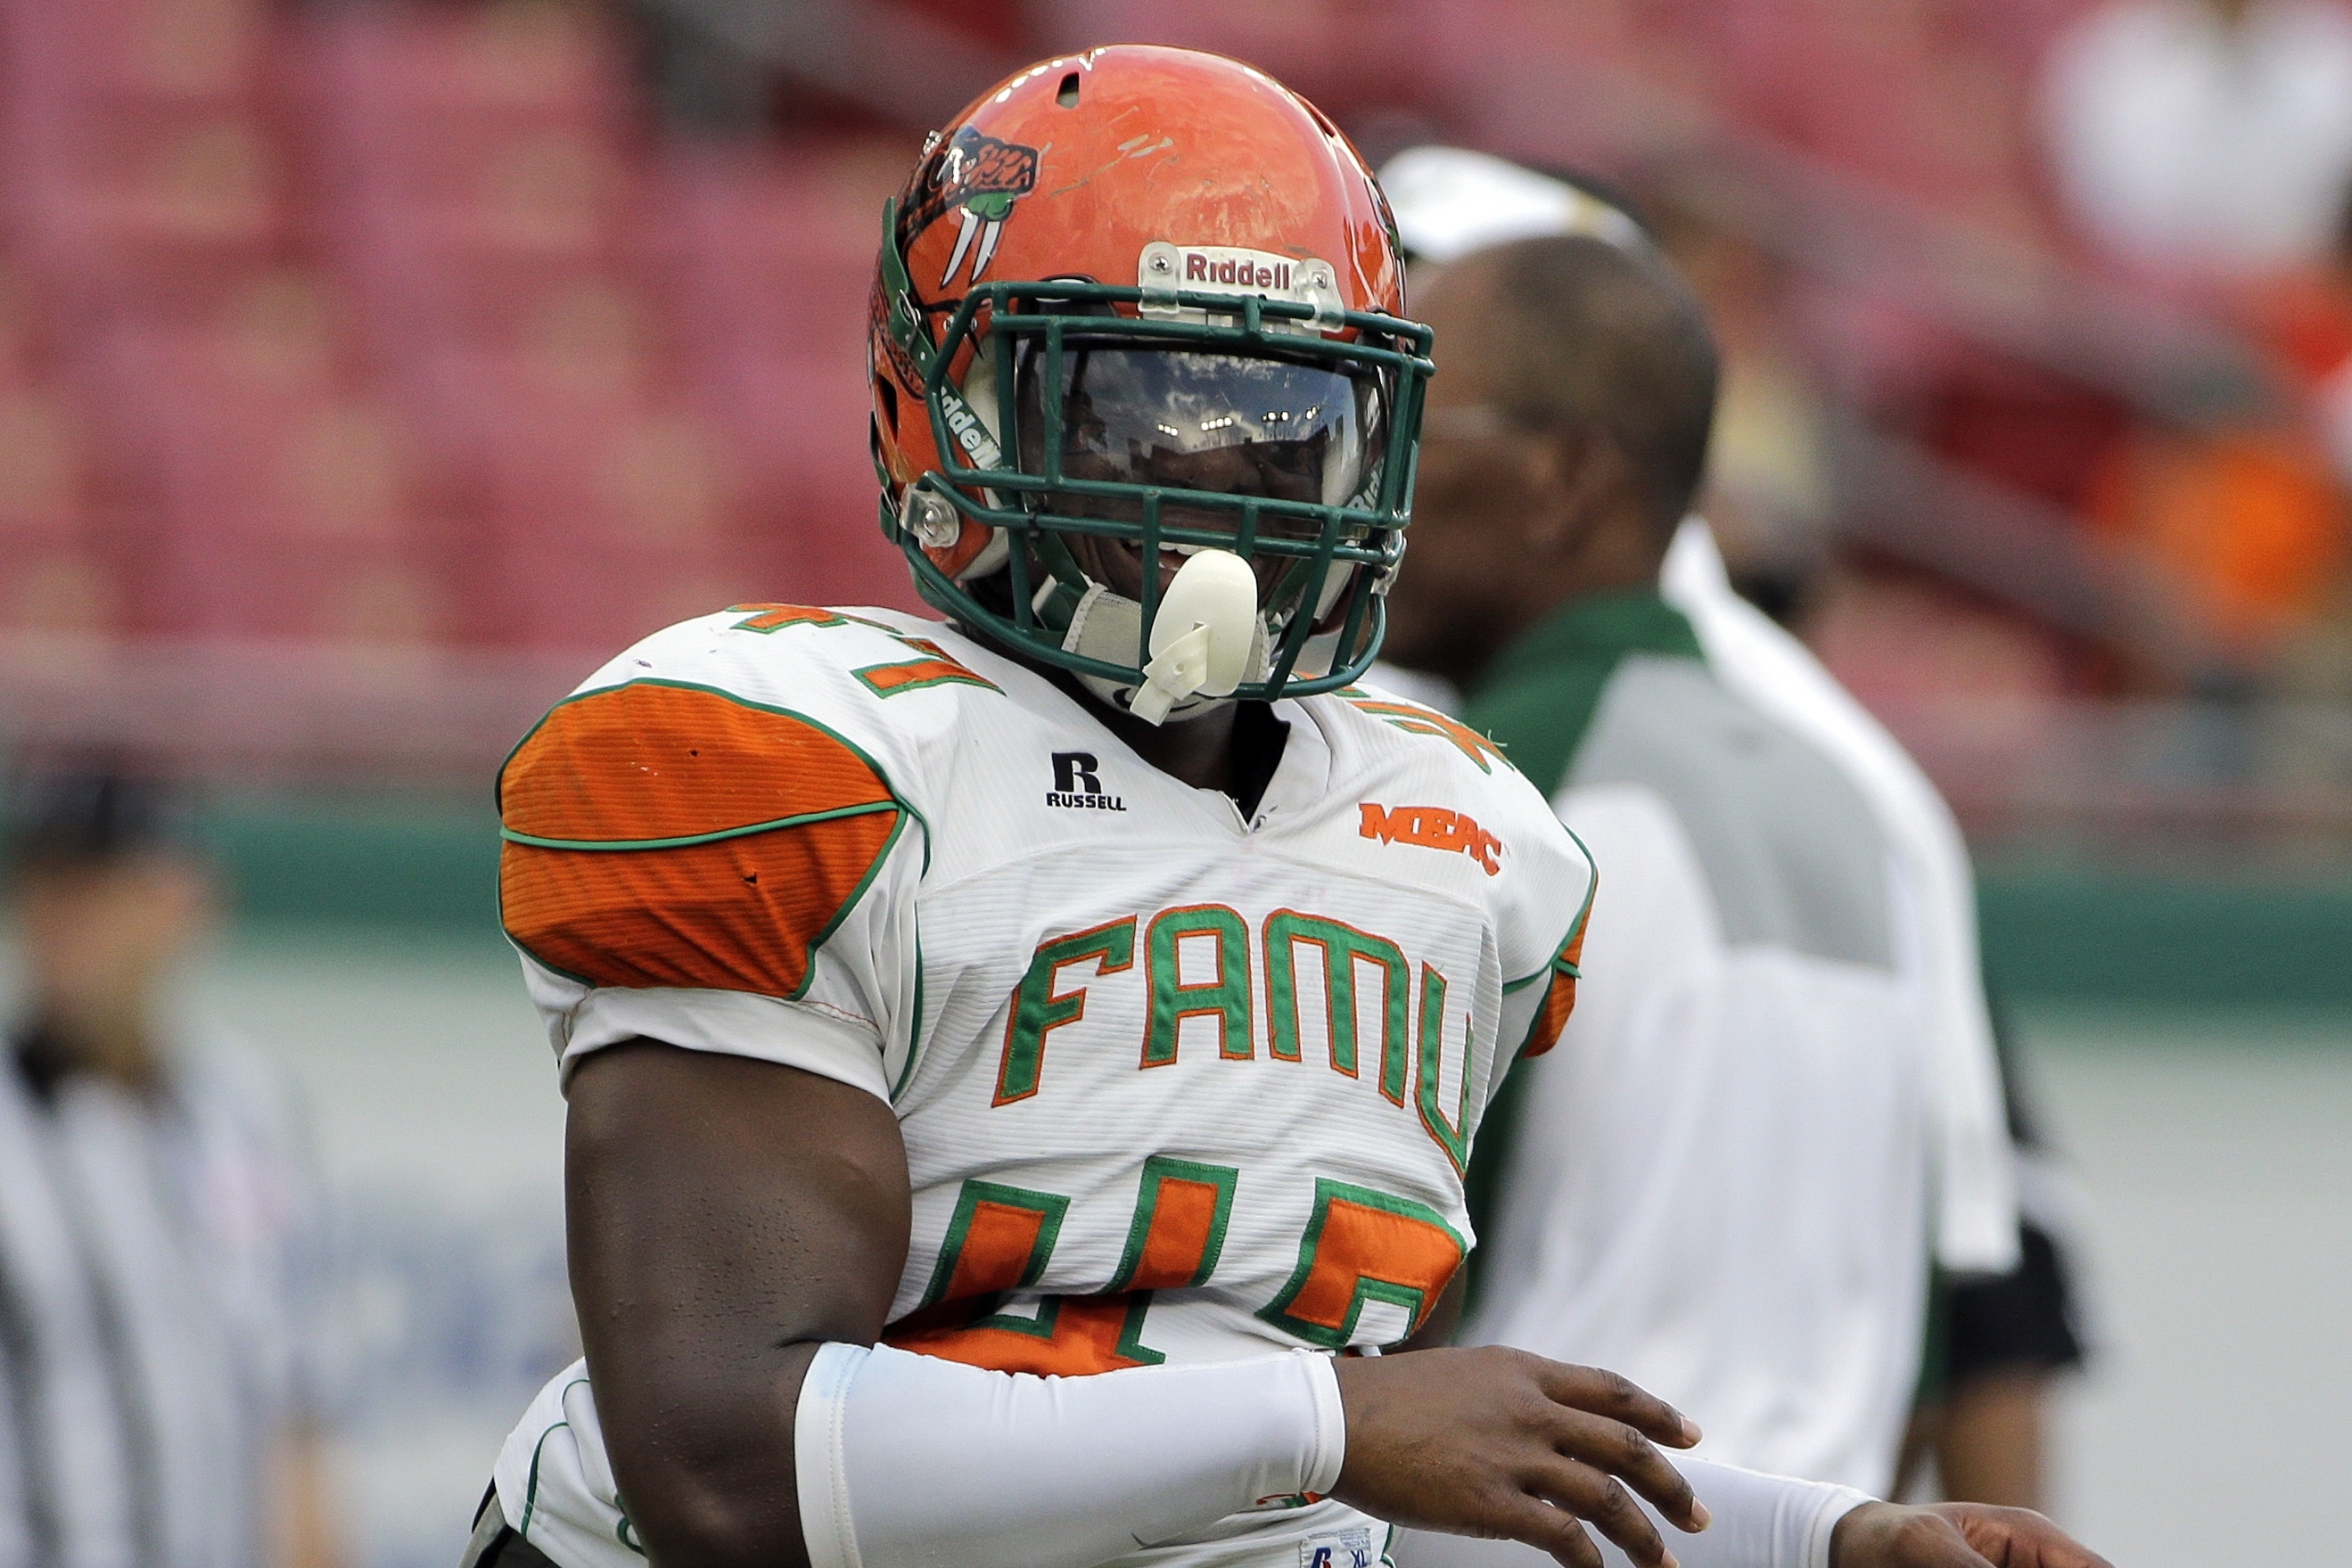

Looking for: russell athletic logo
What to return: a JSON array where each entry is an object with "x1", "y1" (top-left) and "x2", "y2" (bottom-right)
[
  {"x1": 1298, "y1": 1528, "x2": 1376, "y2": 1568},
  {"x1": 1359, "y1": 802, "x2": 1502, "y2": 876},
  {"x1": 1048, "y1": 751, "x2": 1125, "y2": 811}
]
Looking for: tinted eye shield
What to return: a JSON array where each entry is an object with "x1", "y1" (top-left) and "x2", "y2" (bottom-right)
[
  {"x1": 1018, "y1": 346, "x2": 1385, "y2": 530},
  {"x1": 878, "y1": 219, "x2": 1435, "y2": 697}
]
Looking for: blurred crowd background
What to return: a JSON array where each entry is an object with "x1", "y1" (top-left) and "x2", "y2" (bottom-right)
[
  {"x1": 7, "y1": 0, "x2": 2352, "y2": 869},
  {"x1": 0, "y1": 2, "x2": 2347, "y2": 1567}
]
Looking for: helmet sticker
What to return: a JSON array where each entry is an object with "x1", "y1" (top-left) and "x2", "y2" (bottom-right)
[
  {"x1": 868, "y1": 270, "x2": 925, "y2": 398},
  {"x1": 905, "y1": 126, "x2": 1041, "y2": 288}
]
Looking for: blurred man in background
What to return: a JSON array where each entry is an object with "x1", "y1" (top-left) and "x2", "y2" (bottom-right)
[
  {"x1": 0, "y1": 768, "x2": 337, "y2": 1568},
  {"x1": 1375, "y1": 151, "x2": 2084, "y2": 1530}
]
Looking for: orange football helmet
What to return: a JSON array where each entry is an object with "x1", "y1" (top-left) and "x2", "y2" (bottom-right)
[{"x1": 868, "y1": 45, "x2": 1433, "y2": 718}]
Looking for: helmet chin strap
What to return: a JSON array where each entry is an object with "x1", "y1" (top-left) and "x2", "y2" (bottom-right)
[{"x1": 1062, "y1": 549, "x2": 1270, "y2": 725}]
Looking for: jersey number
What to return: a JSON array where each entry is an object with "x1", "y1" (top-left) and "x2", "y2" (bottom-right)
[
  {"x1": 1257, "y1": 1178, "x2": 1465, "y2": 1349},
  {"x1": 727, "y1": 603, "x2": 997, "y2": 696},
  {"x1": 886, "y1": 1156, "x2": 1232, "y2": 1374},
  {"x1": 884, "y1": 1165, "x2": 1461, "y2": 1374}
]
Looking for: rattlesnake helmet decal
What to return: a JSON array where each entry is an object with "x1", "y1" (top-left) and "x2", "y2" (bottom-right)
[{"x1": 901, "y1": 126, "x2": 1042, "y2": 288}]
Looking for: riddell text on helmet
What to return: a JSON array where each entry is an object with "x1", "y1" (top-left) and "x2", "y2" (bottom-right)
[
  {"x1": 1152, "y1": 243, "x2": 1330, "y2": 300},
  {"x1": 1188, "y1": 252, "x2": 1294, "y2": 290}
]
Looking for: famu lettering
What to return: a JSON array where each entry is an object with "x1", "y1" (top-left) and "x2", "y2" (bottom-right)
[{"x1": 995, "y1": 906, "x2": 1484, "y2": 1171}]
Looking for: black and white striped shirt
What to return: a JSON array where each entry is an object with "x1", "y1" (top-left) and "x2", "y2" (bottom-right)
[{"x1": 0, "y1": 1030, "x2": 324, "y2": 1568}]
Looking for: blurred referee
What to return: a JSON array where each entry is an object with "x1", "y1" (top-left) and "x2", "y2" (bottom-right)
[
  {"x1": 1373, "y1": 150, "x2": 2088, "y2": 1526},
  {"x1": 0, "y1": 766, "x2": 338, "y2": 1568}
]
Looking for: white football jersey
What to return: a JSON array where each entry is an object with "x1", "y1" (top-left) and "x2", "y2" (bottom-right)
[{"x1": 487, "y1": 604, "x2": 1593, "y2": 1568}]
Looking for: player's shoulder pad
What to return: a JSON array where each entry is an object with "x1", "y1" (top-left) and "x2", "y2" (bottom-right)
[
  {"x1": 1314, "y1": 681, "x2": 1594, "y2": 1017},
  {"x1": 495, "y1": 603, "x2": 971, "y2": 998},
  {"x1": 629, "y1": 602, "x2": 1005, "y2": 714},
  {"x1": 1319, "y1": 680, "x2": 1574, "y2": 847}
]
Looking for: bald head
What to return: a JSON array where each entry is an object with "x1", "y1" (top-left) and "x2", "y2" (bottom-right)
[{"x1": 1425, "y1": 234, "x2": 1719, "y2": 544}]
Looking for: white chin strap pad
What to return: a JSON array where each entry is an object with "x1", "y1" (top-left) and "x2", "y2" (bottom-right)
[{"x1": 1065, "y1": 549, "x2": 1270, "y2": 725}]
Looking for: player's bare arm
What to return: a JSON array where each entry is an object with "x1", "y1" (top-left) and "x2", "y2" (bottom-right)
[
  {"x1": 567, "y1": 1038, "x2": 1711, "y2": 1568},
  {"x1": 563, "y1": 1044, "x2": 909, "y2": 1567}
]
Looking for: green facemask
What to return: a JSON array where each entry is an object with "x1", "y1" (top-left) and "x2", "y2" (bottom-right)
[{"x1": 876, "y1": 198, "x2": 1435, "y2": 707}]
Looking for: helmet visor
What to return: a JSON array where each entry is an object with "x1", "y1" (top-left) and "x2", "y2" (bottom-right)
[{"x1": 1016, "y1": 344, "x2": 1389, "y2": 532}]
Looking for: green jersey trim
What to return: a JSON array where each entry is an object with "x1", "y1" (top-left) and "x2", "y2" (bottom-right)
[{"x1": 498, "y1": 799, "x2": 901, "y2": 853}]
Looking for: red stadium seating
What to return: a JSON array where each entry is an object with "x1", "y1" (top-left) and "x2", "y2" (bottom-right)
[
  {"x1": 438, "y1": 343, "x2": 748, "y2": 647},
  {"x1": 0, "y1": 0, "x2": 285, "y2": 323},
  {"x1": 0, "y1": 0, "x2": 2212, "y2": 664},
  {"x1": 0, "y1": 259, "x2": 119, "y2": 635},
  {"x1": 283, "y1": 4, "x2": 637, "y2": 368},
  {"x1": 638, "y1": 143, "x2": 907, "y2": 608},
  {"x1": 67, "y1": 271, "x2": 448, "y2": 641},
  {"x1": 0, "y1": 380, "x2": 114, "y2": 636}
]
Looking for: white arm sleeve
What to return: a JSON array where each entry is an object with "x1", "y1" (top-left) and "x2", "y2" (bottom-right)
[
  {"x1": 794, "y1": 1342, "x2": 1347, "y2": 1568},
  {"x1": 1396, "y1": 1456, "x2": 1868, "y2": 1568},
  {"x1": 1610, "y1": 1457, "x2": 1869, "y2": 1568}
]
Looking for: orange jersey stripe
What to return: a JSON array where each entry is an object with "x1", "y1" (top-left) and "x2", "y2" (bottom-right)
[
  {"x1": 1519, "y1": 917, "x2": 1588, "y2": 1060},
  {"x1": 886, "y1": 1293, "x2": 1150, "y2": 1377},
  {"x1": 938, "y1": 1200, "x2": 1053, "y2": 1301}
]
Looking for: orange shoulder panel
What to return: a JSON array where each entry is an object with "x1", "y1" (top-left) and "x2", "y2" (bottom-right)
[{"x1": 499, "y1": 681, "x2": 905, "y2": 997}]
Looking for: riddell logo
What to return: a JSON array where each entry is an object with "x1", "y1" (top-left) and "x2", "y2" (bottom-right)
[
  {"x1": 1359, "y1": 802, "x2": 1501, "y2": 876},
  {"x1": 1183, "y1": 250, "x2": 1294, "y2": 291},
  {"x1": 1139, "y1": 244, "x2": 1337, "y2": 327},
  {"x1": 1048, "y1": 751, "x2": 1125, "y2": 811}
]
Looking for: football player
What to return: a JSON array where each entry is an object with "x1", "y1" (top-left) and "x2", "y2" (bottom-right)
[{"x1": 463, "y1": 45, "x2": 2112, "y2": 1568}]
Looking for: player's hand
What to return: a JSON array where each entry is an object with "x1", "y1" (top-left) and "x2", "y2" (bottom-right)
[
  {"x1": 1830, "y1": 1501, "x2": 2116, "y2": 1568},
  {"x1": 1330, "y1": 1346, "x2": 1708, "y2": 1568}
]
